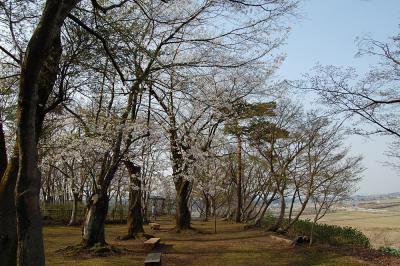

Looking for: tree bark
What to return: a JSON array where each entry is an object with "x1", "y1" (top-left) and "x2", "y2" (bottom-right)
[
  {"x1": 212, "y1": 196, "x2": 217, "y2": 234},
  {"x1": 269, "y1": 189, "x2": 285, "y2": 232},
  {"x1": 0, "y1": 53, "x2": 61, "y2": 260},
  {"x1": 0, "y1": 117, "x2": 15, "y2": 266},
  {"x1": 253, "y1": 190, "x2": 277, "y2": 226},
  {"x1": 167, "y1": 118, "x2": 192, "y2": 230},
  {"x1": 235, "y1": 134, "x2": 242, "y2": 223},
  {"x1": 143, "y1": 194, "x2": 149, "y2": 224},
  {"x1": 82, "y1": 164, "x2": 117, "y2": 246},
  {"x1": 81, "y1": 193, "x2": 108, "y2": 246},
  {"x1": 284, "y1": 195, "x2": 310, "y2": 231},
  {"x1": 203, "y1": 191, "x2": 210, "y2": 221},
  {"x1": 15, "y1": 1, "x2": 78, "y2": 265},
  {"x1": 0, "y1": 147, "x2": 18, "y2": 266},
  {"x1": 69, "y1": 192, "x2": 79, "y2": 226},
  {"x1": 175, "y1": 178, "x2": 191, "y2": 230},
  {"x1": 123, "y1": 161, "x2": 144, "y2": 239},
  {"x1": 0, "y1": 119, "x2": 7, "y2": 178},
  {"x1": 288, "y1": 189, "x2": 297, "y2": 223}
]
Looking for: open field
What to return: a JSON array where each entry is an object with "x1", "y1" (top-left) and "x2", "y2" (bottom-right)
[
  {"x1": 43, "y1": 217, "x2": 374, "y2": 266},
  {"x1": 358, "y1": 199, "x2": 400, "y2": 212},
  {"x1": 303, "y1": 199, "x2": 400, "y2": 249}
]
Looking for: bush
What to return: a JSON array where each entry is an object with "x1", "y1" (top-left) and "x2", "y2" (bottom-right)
[
  {"x1": 261, "y1": 214, "x2": 370, "y2": 248},
  {"x1": 378, "y1": 246, "x2": 400, "y2": 256}
]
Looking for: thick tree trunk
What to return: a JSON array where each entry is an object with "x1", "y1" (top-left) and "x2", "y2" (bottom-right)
[
  {"x1": 123, "y1": 161, "x2": 144, "y2": 238},
  {"x1": 16, "y1": 77, "x2": 45, "y2": 266},
  {"x1": 15, "y1": 2, "x2": 78, "y2": 265},
  {"x1": 235, "y1": 134, "x2": 242, "y2": 223},
  {"x1": 0, "y1": 148, "x2": 18, "y2": 266},
  {"x1": 175, "y1": 179, "x2": 191, "y2": 230},
  {"x1": 0, "y1": 4, "x2": 66, "y2": 263},
  {"x1": 69, "y1": 192, "x2": 79, "y2": 226},
  {"x1": 81, "y1": 142, "x2": 124, "y2": 246},
  {"x1": 81, "y1": 193, "x2": 109, "y2": 246}
]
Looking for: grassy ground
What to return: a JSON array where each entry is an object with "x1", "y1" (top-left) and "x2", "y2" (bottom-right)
[{"x1": 44, "y1": 217, "x2": 372, "y2": 266}]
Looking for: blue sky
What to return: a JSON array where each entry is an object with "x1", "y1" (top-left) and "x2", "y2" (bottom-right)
[{"x1": 276, "y1": 0, "x2": 400, "y2": 195}]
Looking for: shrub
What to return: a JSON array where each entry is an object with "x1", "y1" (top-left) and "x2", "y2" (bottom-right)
[
  {"x1": 261, "y1": 214, "x2": 370, "y2": 248},
  {"x1": 378, "y1": 246, "x2": 400, "y2": 256}
]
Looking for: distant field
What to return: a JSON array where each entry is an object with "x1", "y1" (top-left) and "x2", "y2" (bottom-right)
[
  {"x1": 358, "y1": 199, "x2": 400, "y2": 212},
  {"x1": 303, "y1": 198, "x2": 400, "y2": 248}
]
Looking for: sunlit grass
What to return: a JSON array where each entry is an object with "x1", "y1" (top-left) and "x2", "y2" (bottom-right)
[{"x1": 42, "y1": 216, "x2": 370, "y2": 265}]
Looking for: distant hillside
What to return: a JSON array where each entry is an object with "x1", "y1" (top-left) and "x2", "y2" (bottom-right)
[{"x1": 352, "y1": 192, "x2": 400, "y2": 201}]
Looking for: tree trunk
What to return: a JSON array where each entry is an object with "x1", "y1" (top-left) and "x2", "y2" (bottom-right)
[
  {"x1": 288, "y1": 189, "x2": 297, "y2": 223},
  {"x1": 81, "y1": 89, "x2": 133, "y2": 246},
  {"x1": 175, "y1": 179, "x2": 191, "y2": 230},
  {"x1": 269, "y1": 189, "x2": 285, "y2": 232},
  {"x1": 0, "y1": 148, "x2": 18, "y2": 266},
  {"x1": 123, "y1": 161, "x2": 144, "y2": 239},
  {"x1": 284, "y1": 196, "x2": 310, "y2": 231},
  {"x1": 112, "y1": 187, "x2": 120, "y2": 222},
  {"x1": 81, "y1": 193, "x2": 109, "y2": 246},
  {"x1": 253, "y1": 190, "x2": 277, "y2": 226},
  {"x1": 235, "y1": 134, "x2": 242, "y2": 223},
  {"x1": 15, "y1": 2, "x2": 78, "y2": 264},
  {"x1": 203, "y1": 191, "x2": 210, "y2": 221},
  {"x1": 310, "y1": 218, "x2": 317, "y2": 246},
  {"x1": 69, "y1": 192, "x2": 79, "y2": 226},
  {"x1": 0, "y1": 119, "x2": 7, "y2": 177},
  {"x1": 242, "y1": 193, "x2": 262, "y2": 222},
  {"x1": 81, "y1": 149, "x2": 124, "y2": 247},
  {"x1": 213, "y1": 197, "x2": 217, "y2": 234},
  {"x1": 143, "y1": 196, "x2": 149, "y2": 224}
]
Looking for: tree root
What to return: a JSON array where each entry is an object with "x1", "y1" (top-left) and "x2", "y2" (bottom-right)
[{"x1": 56, "y1": 243, "x2": 124, "y2": 257}]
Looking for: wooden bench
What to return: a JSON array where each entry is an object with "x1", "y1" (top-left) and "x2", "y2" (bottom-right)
[
  {"x1": 144, "y1": 237, "x2": 161, "y2": 249},
  {"x1": 149, "y1": 223, "x2": 160, "y2": 230},
  {"x1": 144, "y1": 252, "x2": 162, "y2": 266}
]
